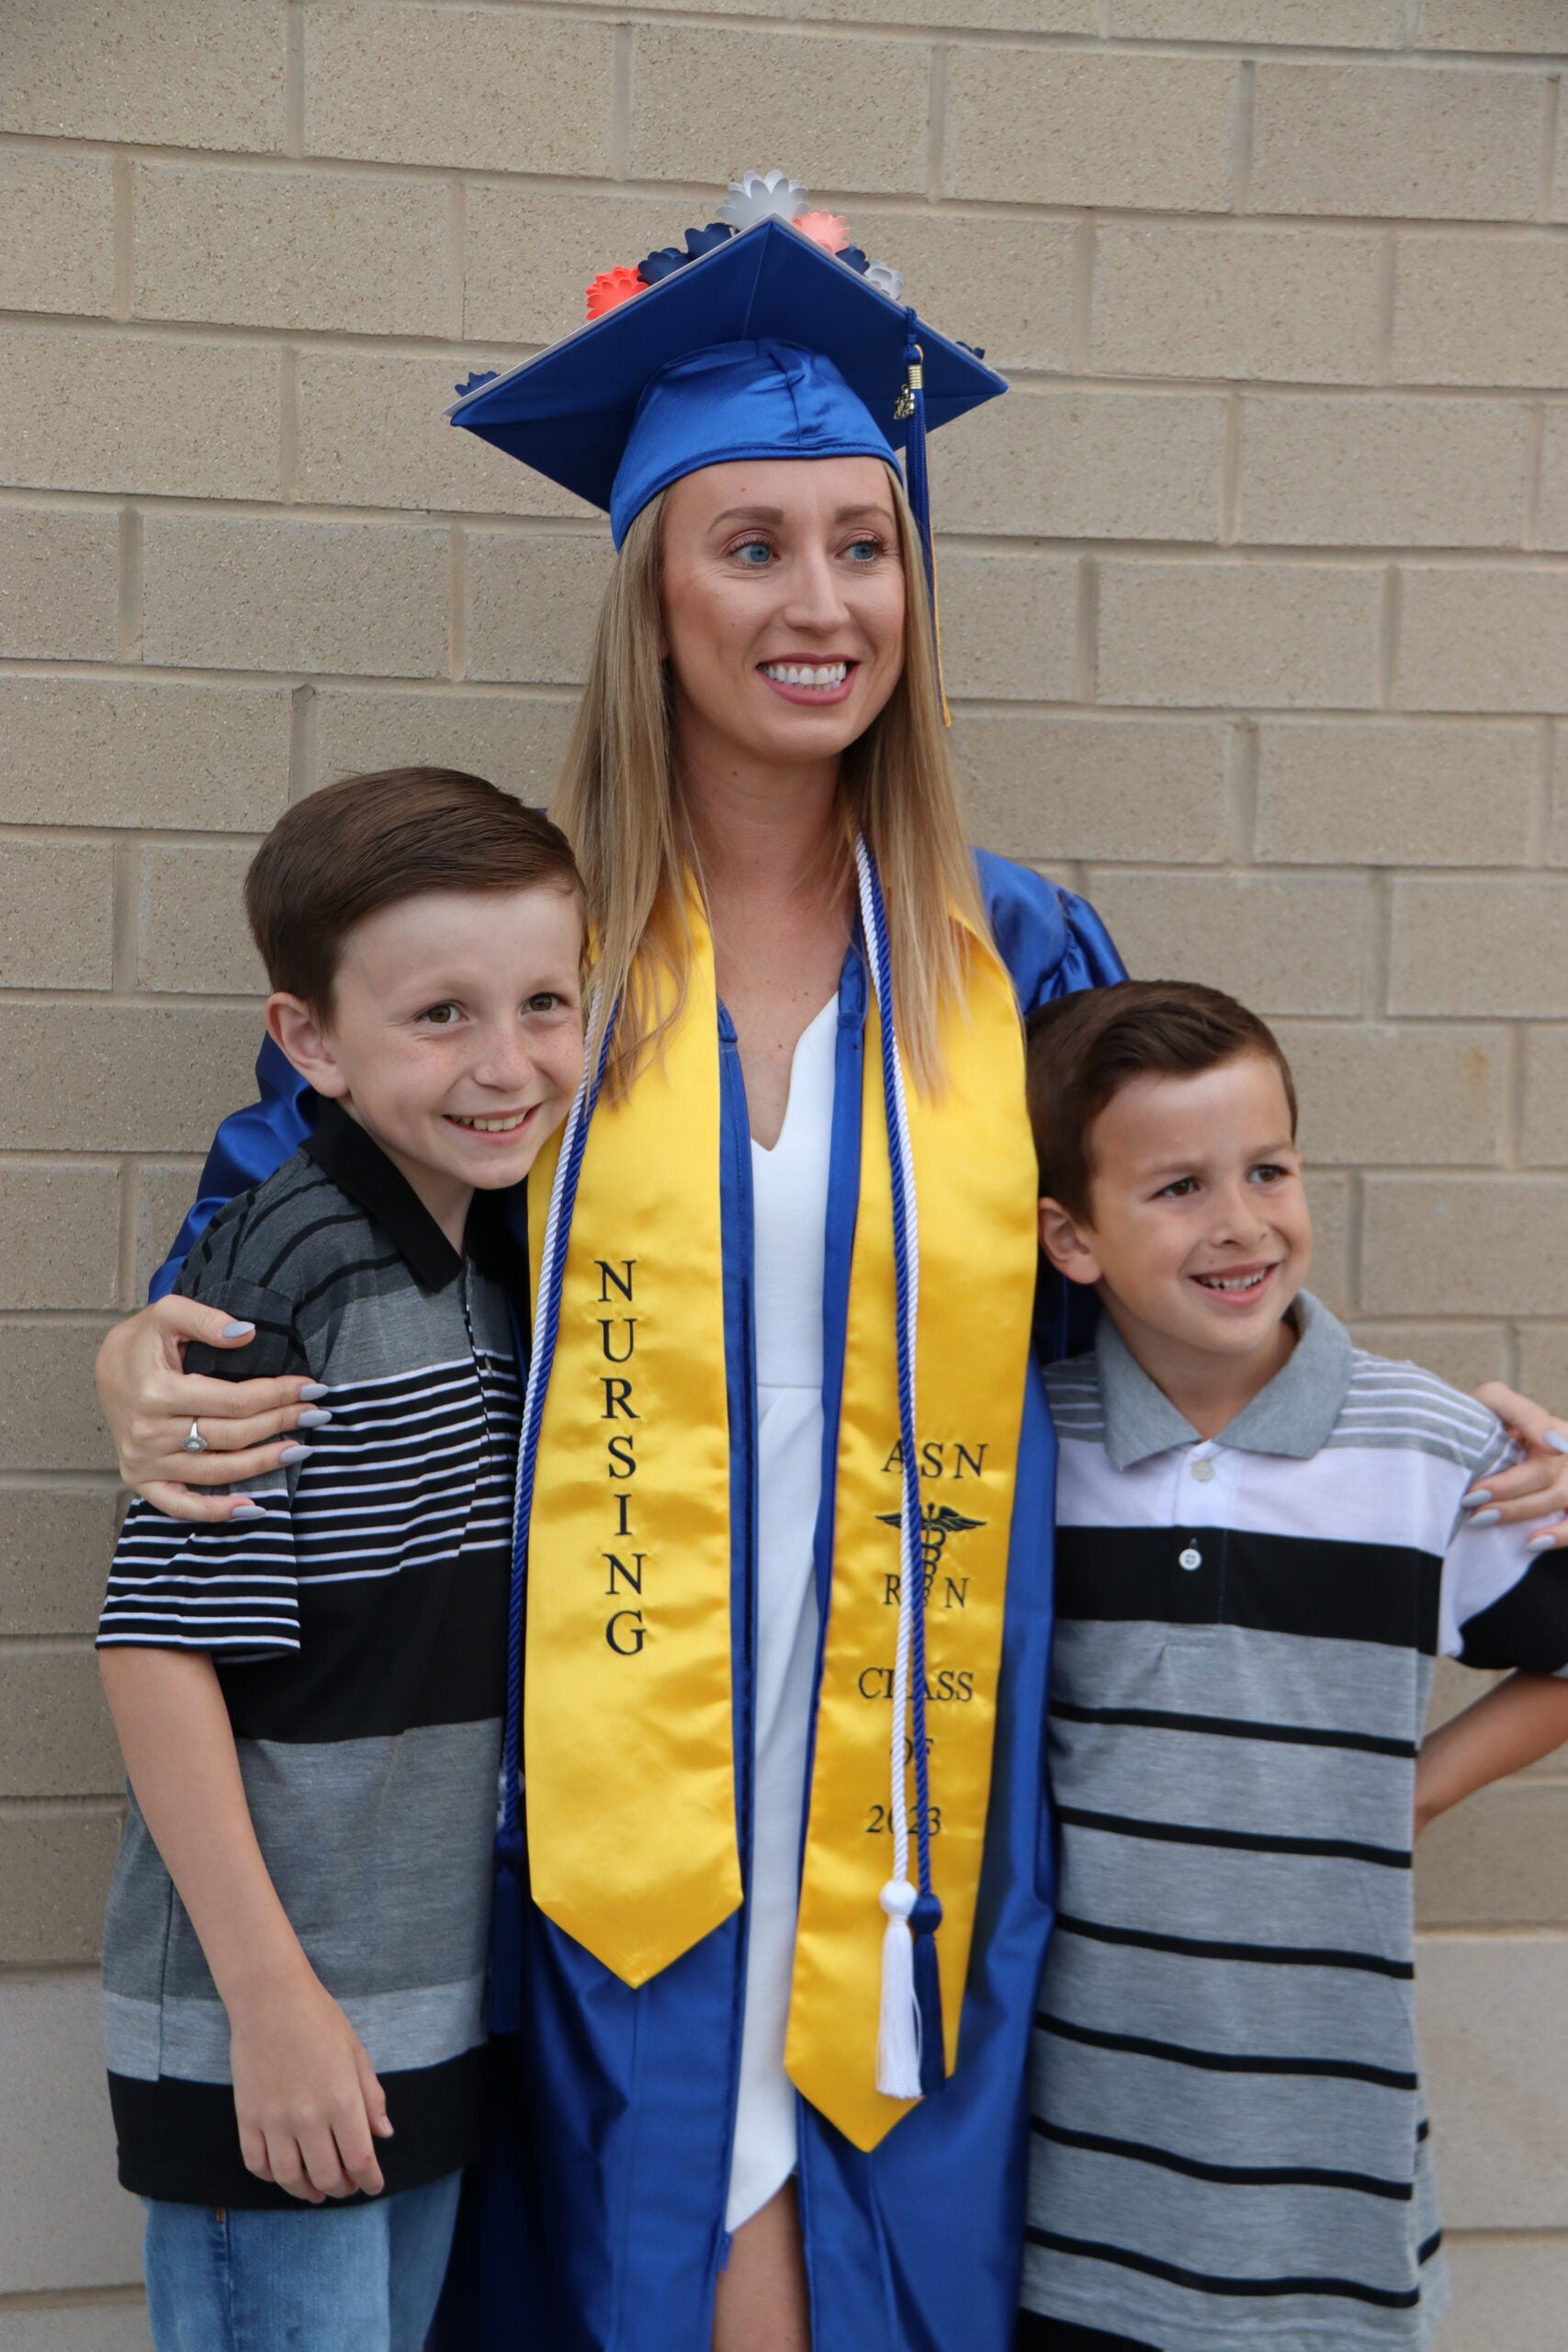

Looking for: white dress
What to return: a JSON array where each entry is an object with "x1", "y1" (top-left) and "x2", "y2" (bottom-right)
[{"x1": 725, "y1": 993, "x2": 839, "y2": 2233}]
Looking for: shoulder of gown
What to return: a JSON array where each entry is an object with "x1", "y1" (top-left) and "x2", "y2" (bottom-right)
[{"x1": 974, "y1": 847, "x2": 1126, "y2": 1012}]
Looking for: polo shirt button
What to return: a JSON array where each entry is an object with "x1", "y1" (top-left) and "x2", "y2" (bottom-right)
[
  {"x1": 1190, "y1": 1458, "x2": 1215, "y2": 1484},
  {"x1": 1179, "y1": 1545, "x2": 1202, "y2": 1571}
]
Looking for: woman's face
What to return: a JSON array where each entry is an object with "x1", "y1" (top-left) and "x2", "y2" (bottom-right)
[{"x1": 658, "y1": 455, "x2": 908, "y2": 775}]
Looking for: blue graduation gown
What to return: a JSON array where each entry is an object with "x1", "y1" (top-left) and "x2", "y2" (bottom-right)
[{"x1": 152, "y1": 856, "x2": 1123, "y2": 2352}]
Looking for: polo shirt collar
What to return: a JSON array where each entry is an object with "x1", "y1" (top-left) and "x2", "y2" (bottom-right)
[
  {"x1": 1095, "y1": 1289, "x2": 1353, "y2": 1471},
  {"x1": 301, "y1": 1099, "x2": 524, "y2": 1295}
]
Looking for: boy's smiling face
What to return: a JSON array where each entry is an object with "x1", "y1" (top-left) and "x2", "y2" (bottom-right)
[
  {"x1": 1039, "y1": 1050, "x2": 1314, "y2": 1413},
  {"x1": 265, "y1": 883, "x2": 585, "y2": 1244}
]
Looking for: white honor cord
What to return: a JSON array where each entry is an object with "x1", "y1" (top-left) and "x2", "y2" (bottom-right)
[{"x1": 855, "y1": 838, "x2": 926, "y2": 2099}]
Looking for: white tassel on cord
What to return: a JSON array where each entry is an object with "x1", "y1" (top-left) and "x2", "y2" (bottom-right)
[
  {"x1": 876, "y1": 1877, "x2": 921, "y2": 2098},
  {"x1": 857, "y1": 837, "x2": 927, "y2": 2102}
]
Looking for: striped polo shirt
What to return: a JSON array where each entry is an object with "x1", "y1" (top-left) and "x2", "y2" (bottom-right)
[
  {"x1": 1024, "y1": 1294, "x2": 1568, "y2": 2352},
  {"x1": 96, "y1": 1102, "x2": 523, "y2": 2207}
]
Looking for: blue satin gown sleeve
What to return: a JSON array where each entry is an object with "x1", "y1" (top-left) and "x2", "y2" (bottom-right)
[
  {"x1": 975, "y1": 848, "x2": 1127, "y2": 1362},
  {"x1": 148, "y1": 1036, "x2": 317, "y2": 1299}
]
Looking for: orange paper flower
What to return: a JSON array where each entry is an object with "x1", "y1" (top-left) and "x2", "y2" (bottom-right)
[
  {"x1": 794, "y1": 209, "x2": 851, "y2": 255},
  {"x1": 585, "y1": 266, "x2": 647, "y2": 322}
]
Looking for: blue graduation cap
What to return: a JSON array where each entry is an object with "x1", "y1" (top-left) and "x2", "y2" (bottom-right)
[{"x1": 446, "y1": 175, "x2": 1007, "y2": 700}]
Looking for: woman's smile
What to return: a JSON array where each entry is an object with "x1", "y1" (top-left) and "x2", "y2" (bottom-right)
[{"x1": 757, "y1": 657, "x2": 857, "y2": 704}]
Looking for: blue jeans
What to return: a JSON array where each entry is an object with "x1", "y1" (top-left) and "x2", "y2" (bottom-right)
[{"x1": 142, "y1": 2171, "x2": 462, "y2": 2352}]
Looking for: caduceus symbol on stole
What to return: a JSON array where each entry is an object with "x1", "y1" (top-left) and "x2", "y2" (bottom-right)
[{"x1": 875, "y1": 1500, "x2": 986, "y2": 1586}]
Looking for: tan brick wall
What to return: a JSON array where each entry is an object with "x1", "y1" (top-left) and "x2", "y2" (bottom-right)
[{"x1": 2, "y1": 3, "x2": 1565, "y2": 2340}]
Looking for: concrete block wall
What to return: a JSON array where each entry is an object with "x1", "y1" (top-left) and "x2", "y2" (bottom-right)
[{"x1": 1, "y1": 0, "x2": 1564, "y2": 2337}]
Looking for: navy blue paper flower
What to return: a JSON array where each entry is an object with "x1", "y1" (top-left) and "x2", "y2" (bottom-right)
[
  {"x1": 454, "y1": 369, "x2": 499, "y2": 398},
  {"x1": 637, "y1": 246, "x2": 688, "y2": 286},
  {"x1": 835, "y1": 246, "x2": 870, "y2": 276},
  {"x1": 684, "y1": 221, "x2": 735, "y2": 258}
]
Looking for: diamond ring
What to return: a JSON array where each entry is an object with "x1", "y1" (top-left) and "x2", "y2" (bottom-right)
[{"x1": 181, "y1": 1419, "x2": 209, "y2": 1456}]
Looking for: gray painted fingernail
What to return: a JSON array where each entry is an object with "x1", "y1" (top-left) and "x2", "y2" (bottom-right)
[
  {"x1": 1469, "y1": 1508, "x2": 1500, "y2": 1528},
  {"x1": 1462, "y1": 1490, "x2": 1492, "y2": 1509},
  {"x1": 1528, "y1": 1532, "x2": 1559, "y2": 1550},
  {"x1": 1546, "y1": 1431, "x2": 1568, "y2": 1456},
  {"x1": 279, "y1": 1443, "x2": 311, "y2": 1464},
  {"x1": 300, "y1": 1383, "x2": 330, "y2": 1401},
  {"x1": 297, "y1": 1408, "x2": 333, "y2": 1429},
  {"x1": 220, "y1": 1319, "x2": 255, "y2": 1340},
  {"x1": 231, "y1": 1499, "x2": 265, "y2": 1517}
]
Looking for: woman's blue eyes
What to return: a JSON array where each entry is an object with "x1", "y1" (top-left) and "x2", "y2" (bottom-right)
[{"x1": 728, "y1": 537, "x2": 884, "y2": 567}]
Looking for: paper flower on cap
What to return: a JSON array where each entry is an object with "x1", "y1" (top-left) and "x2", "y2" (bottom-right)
[
  {"x1": 585, "y1": 265, "x2": 647, "y2": 321},
  {"x1": 716, "y1": 169, "x2": 810, "y2": 230},
  {"x1": 683, "y1": 222, "x2": 735, "y2": 260},
  {"x1": 794, "y1": 209, "x2": 850, "y2": 255},
  {"x1": 863, "y1": 260, "x2": 906, "y2": 302},
  {"x1": 637, "y1": 245, "x2": 689, "y2": 286},
  {"x1": 454, "y1": 368, "x2": 499, "y2": 399}
]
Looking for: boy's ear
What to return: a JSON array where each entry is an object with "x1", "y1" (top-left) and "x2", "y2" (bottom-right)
[
  {"x1": 1038, "y1": 1195, "x2": 1103, "y2": 1288},
  {"x1": 265, "y1": 992, "x2": 350, "y2": 1100}
]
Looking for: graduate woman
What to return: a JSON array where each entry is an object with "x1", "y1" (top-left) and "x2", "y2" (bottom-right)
[{"x1": 90, "y1": 179, "x2": 1568, "y2": 2352}]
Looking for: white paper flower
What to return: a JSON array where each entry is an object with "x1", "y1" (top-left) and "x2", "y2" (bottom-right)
[
  {"x1": 716, "y1": 169, "x2": 811, "y2": 231},
  {"x1": 863, "y1": 259, "x2": 905, "y2": 303}
]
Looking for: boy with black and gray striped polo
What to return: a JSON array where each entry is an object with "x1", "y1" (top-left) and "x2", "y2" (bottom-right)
[
  {"x1": 1017, "y1": 980, "x2": 1568, "y2": 2352},
  {"x1": 96, "y1": 770, "x2": 585, "y2": 2352}
]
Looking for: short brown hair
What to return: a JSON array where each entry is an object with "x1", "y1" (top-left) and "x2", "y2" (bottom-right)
[
  {"x1": 245, "y1": 767, "x2": 584, "y2": 1014},
  {"x1": 1026, "y1": 979, "x2": 1298, "y2": 1219}
]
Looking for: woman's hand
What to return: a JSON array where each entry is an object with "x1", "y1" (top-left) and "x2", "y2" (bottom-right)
[
  {"x1": 1470, "y1": 1383, "x2": 1568, "y2": 1551},
  {"x1": 95, "y1": 1296, "x2": 325, "y2": 1523}
]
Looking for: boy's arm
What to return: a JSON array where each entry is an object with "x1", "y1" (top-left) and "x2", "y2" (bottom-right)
[
  {"x1": 1415, "y1": 1670, "x2": 1568, "y2": 1838},
  {"x1": 1425, "y1": 1409, "x2": 1568, "y2": 1833},
  {"x1": 99, "y1": 1645, "x2": 393, "y2": 2204}
]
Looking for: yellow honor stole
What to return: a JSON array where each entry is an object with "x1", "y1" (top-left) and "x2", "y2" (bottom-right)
[{"x1": 514, "y1": 874, "x2": 1038, "y2": 2152}]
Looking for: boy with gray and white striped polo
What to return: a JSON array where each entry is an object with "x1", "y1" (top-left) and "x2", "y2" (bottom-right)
[
  {"x1": 96, "y1": 770, "x2": 585, "y2": 2352},
  {"x1": 1017, "y1": 980, "x2": 1568, "y2": 2352}
]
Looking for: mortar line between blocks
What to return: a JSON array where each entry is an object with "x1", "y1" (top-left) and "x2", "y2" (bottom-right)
[
  {"x1": 1230, "y1": 56, "x2": 1254, "y2": 217},
  {"x1": 114, "y1": 1152, "x2": 138, "y2": 1312},
  {"x1": 1534, "y1": 718, "x2": 1554, "y2": 865},
  {"x1": 1069, "y1": 217, "x2": 1095, "y2": 375},
  {"x1": 1225, "y1": 716, "x2": 1258, "y2": 864},
  {"x1": 110, "y1": 156, "x2": 133, "y2": 322},
  {"x1": 1539, "y1": 71, "x2": 1561, "y2": 222},
  {"x1": 1367, "y1": 866, "x2": 1393, "y2": 1021},
  {"x1": 1219, "y1": 390, "x2": 1243, "y2": 545},
  {"x1": 446, "y1": 180, "x2": 467, "y2": 342},
  {"x1": 278, "y1": 343, "x2": 299, "y2": 503},
  {"x1": 289, "y1": 682, "x2": 316, "y2": 806},
  {"x1": 1375, "y1": 230, "x2": 1396, "y2": 388},
  {"x1": 1378, "y1": 562, "x2": 1401, "y2": 710},
  {"x1": 449, "y1": 526, "x2": 468, "y2": 681},
  {"x1": 0, "y1": 2287, "x2": 150, "y2": 2315},
  {"x1": 1523, "y1": 404, "x2": 1546, "y2": 550},
  {"x1": 109, "y1": 837, "x2": 139, "y2": 996},
  {"x1": 117, "y1": 505, "x2": 142, "y2": 665},
  {"x1": 1074, "y1": 556, "x2": 1099, "y2": 707},
  {"x1": 1503, "y1": 1014, "x2": 1525, "y2": 1171}
]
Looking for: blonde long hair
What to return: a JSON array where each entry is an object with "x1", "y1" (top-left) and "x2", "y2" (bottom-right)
[{"x1": 552, "y1": 466, "x2": 988, "y2": 1095}]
